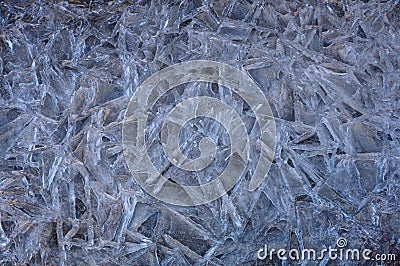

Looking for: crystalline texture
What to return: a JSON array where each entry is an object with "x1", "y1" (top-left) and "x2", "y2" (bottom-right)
[{"x1": 0, "y1": 0, "x2": 399, "y2": 265}]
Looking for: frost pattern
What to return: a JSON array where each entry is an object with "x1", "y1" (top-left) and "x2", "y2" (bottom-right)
[{"x1": 0, "y1": 0, "x2": 399, "y2": 265}]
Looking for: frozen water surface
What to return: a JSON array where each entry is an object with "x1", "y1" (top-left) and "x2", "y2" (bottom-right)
[{"x1": 0, "y1": 0, "x2": 399, "y2": 265}]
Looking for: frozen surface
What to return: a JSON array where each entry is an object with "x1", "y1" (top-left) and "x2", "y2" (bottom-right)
[{"x1": 0, "y1": 0, "x2": 400, "y2": 265}]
